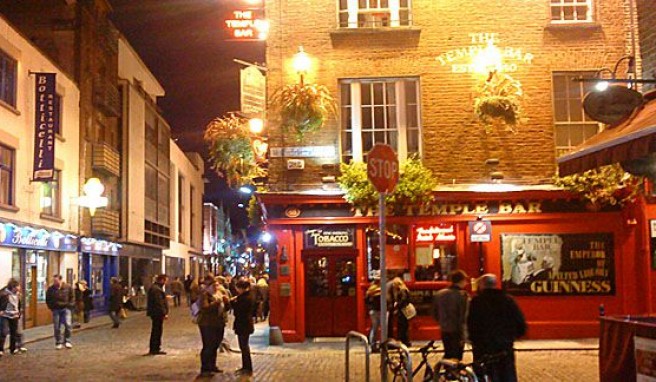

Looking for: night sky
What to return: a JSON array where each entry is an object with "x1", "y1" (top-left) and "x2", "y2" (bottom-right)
[{"x1": 110, "y1": 0, "x2": 264, "y2": 227}]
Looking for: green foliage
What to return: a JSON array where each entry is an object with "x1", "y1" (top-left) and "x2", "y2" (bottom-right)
[
  {"x1": 554, "y1": 164, "x2": 643, "y2": 208},
  {"x1": 337, "y1": 157, "x2": 436, "y2": 211},
  {"x1": 474, "y1": 73, "x2": 523, "y2": 129},
  {"x1": 270, "y1": 83, "x2": 337, "y2": 141},
  {"x1": 247, "y1": 197, "x2": 264, "y2": 227},
  {"x1": 204, "y1": 114, "x2": 258, "y2": 186}
]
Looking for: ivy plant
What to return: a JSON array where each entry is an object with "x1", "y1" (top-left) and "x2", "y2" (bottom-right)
[{"x1": 554, "y1": 164, "x2": 642, "y2": 209}]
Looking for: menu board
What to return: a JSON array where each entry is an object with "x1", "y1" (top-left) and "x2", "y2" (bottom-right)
[{"x1": 501, "y1": 233, "x2": 615, "y2": 296}]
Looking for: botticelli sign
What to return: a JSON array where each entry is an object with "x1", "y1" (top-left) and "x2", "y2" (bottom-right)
[
  {"x1": 0, "y1": 221, "x2": 78, "y2": 252},
  {"x1": 367, "y1": 144, "x2": 399, "y2": 193},
  {"x1": 32, "y1": 73, "x2": 58, "y2": 182},
  {"x1": 501, "y1": 233, "x2": 615, "y2": 296},
  {"x1": 304, "y1": 226, "x2": 355, "y2": 249}
]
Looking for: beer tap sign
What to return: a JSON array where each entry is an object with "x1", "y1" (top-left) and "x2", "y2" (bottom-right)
[{"x1": 366, "y1": 144, "x2": 399, "y2": 380}]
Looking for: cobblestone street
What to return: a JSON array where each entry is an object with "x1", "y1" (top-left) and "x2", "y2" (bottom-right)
[{"x1": 2, "y1": 307, "x2": 599, "y2": 381}]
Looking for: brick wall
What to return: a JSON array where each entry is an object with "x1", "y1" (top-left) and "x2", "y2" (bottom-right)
[
  {"x1": 637, "y1": 0, "x2": 656, "y2": 90},
  {"x1": 265, "y1": 0, "x2": 632, "y2": 190}
]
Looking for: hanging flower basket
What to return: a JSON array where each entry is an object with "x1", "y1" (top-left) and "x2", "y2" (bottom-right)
[
  {"x1": 474, "y1": 73, "x2": 523, "y2": 130},
  {"x1": 270, "y1": 83, "x2": 337, "y2": 141}
]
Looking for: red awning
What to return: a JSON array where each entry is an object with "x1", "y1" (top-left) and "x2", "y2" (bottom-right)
[{"x1": 557, "y1": 95, "x2": 656, "y2": 176}]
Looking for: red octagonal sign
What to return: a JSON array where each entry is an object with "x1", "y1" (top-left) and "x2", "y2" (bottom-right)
[{"x1": 367, "y1": 144, "x2": 399, "y2": 193}]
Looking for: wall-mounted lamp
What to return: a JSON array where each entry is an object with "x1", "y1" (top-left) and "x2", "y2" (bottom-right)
[
  {"x1": 78, "y1": 177, "x2": 108, "y2": 216},
  {"x1": 292, "y1": 46, "x2": 311, "y2": 85},
  {"x1": 472, "y1": 40, "x2": 503, "y2": 80},
  {"x1": 248, "y1": 118, "x2": 264, "y2": 134}
]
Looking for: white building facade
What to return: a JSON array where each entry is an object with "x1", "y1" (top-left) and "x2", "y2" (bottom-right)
[{"x1": 0, "y1": 15, "x2": 81, "y2": 328}]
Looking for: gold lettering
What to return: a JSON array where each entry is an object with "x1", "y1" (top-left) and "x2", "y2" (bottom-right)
[
  {"x1": 512, "y1": 203, "x2": 527, "y2": 214},
  {"x1": 431, "y1": 204, "x2": 448, "y2": 215},
  {"x1": 499, "y1": 203, "x2": 513, "y2": 214},
  {"x1": 474, "y1": 204, "x2": 489, "y2": 214},
  {"x1": 448, "y1": 204, "x2": 464, "y2": 215},
  {"x1": 527, "y1": 202, "x2": 542, "y2": 213}
]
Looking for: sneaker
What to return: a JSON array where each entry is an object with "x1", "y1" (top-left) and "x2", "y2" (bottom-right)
[
  {"x1": 55, "y1": 344, "x2": 64, "y2": 350},
  {"x1": 0, "y1": 351, "x2": 4, "y2": 357},
  {"x1": 18, "y1": 348, "x2": 27, "y2": 353},
  {"x1": 64, "y1": 342, "x2": 73, "y2": 349}
]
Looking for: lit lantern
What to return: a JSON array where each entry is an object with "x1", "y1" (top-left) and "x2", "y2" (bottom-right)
[
  {"x1": 78, "y1": 177, "x2": 108, "y2": 216},
  {"x1": 248, "y1": 118, "x2": 264, "y2": 134},
  {"x1": 292, "y1": 46, "x2": 312, "y2": 84},
  {"x1": 472, "y1": 40, "x2": 503, "y2": 76}
]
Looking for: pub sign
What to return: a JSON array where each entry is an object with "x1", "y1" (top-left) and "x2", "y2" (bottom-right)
[{"x1": 304, "y1": 226, "x2": 355, "y2": 249}]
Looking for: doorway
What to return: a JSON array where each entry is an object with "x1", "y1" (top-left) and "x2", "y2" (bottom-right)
[{"x1": 304, "y1": 251, "x2": 357, "y2": 337}]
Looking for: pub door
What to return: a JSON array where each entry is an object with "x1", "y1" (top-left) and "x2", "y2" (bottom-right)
[{"x1": 304, "y1": 251, "x2": 357, "y2": 337}]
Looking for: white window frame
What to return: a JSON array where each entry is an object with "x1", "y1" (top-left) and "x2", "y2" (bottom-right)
[
  {"x1": 552, "y1": 71, "x2": 601, "y2": 156},
  {"x1": 340, "y1": 77, "x2": 421, "y2": 163},
  {"x1": 338, "y1": 0, "x2": 412, "y2": 29},
  {"x1": 550, "y1": 0, "x2": 593, "y2": 24}
]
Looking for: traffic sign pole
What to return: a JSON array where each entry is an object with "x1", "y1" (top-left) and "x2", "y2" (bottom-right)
[{"x1": 379, "y1": 192, "x2": 388, "y2": 382}]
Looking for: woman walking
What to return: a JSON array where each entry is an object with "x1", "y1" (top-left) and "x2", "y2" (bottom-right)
[
  {"x1": 391, "y1": 277, "x2": 412, "y2": 347},
  {"x1": 233, "y1": 279, "x2": 256, "y2": 376},
  {"x1": 197, "y1": 276, "x2": 228, "y2": 377}
]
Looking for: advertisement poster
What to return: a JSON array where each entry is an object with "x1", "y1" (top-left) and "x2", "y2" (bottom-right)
[
  {"x1": 636, "y1": 337, "x2": 656, "y2": 382},
  {"x1": 500, "y1": 233, "x2": 614, "y2": 295}
]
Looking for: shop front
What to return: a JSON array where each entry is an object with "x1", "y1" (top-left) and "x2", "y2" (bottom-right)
[
  {"x1": 79, "y1": 238, "x2": 120, "y2": 315},
  {"x1": 118, "y1": 243, "x2": 162, "y2": 296},
  {"x1": 0, "y1": 220, "x2": 79, "y2": 329},
  {"x1": 261, "y1": 189, "x2": 646, "y2": 342}
]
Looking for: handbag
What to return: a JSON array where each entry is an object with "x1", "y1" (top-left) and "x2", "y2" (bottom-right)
[
  {"x1": 119, "y1": 307, "x2": 128, "y2": 319},
  {"x1": 401, "y1": 303, "x2": 417, "y2": 320}
]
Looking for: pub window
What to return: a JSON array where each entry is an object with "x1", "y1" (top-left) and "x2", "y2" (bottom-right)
[
  {"x1": 40, "y1": 170, "x2": 61, "y2": 218},
  {"x1": 414, "y1": 225, "x2": 458, "y2": 282},
  {"x1": 550, "y1": 0, "x2": 593, "y2": 23},
  {"x1": 552, "y1": 72, "x2": 600, "y2": 157},
  {"x1": 339, "y1": 0, "x2": 411, "y2": 28},
  {"x1": 366, "y1": 225, "x2": 409, "y2": 281},
  {"x1": 0, "y1": 49, "x2": 17, "y2": 108},
  {"x1": 341, "y1": 78, "x2": 421, "y2": 163},
  {"x1": 0, "y1": 144, "x2": 14, "y2": 206}
]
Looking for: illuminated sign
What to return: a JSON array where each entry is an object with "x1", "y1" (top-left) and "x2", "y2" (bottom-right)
[
  {"x1": 0, "y1": 222, "x2": 78, "y2": 252},
  {"x1": 436, "y1": 33, "x2": 534, "y2": 74},
  {"x1": 225, "y1": 9, "x2": 269, "y2": 41},
  {"x1": 416, "y1": 225, "x2": 456, "y2": 243},
  {"x1": 304, "y1": 226, "x2": 355, "y2": 248},
  {"x1": 80, "y1": 237, "x2": 121, "y2": 256}
]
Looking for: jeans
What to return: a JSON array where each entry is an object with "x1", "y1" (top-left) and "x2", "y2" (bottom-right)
[
  {"x1": 0, "y1": 317, "x2": 22, "y2": 352},
  {"x1": 397, "y1": 313, "x2": 409, "y2": 346},
  {"x1": 368, "y1": 310, "x2": 381, "y2": 345},
  {"x1": 199, "y1": 325, "x2": 224, "y2": 372},
  {"x1": 238, "y1": 334, "x2": 253, "y2": 371},
  {"x1": 473, "y1": 346, "x2": 518, "y2": 382},
  {"x1": 52, "y1": 308, "x2": 72, "y2": 345},
  {"x1": 173, "y1": 293, "x2": 181, "y2": 307},
  {"x1": 109, "y1": 310, "x2": 120, "y2": 326},
  {"x1": 441, "y1": 331, "x2": 464, "y2": 360},
  {"x1": 149, "y1": 316, "x2": 164, "y2": 353}
]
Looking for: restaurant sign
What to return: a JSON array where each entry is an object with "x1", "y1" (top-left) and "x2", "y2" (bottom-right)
[
  {"x1": 0, "y1": 222, "x2": 78, "y2": 252},
  {"x1": 500, "y1": 233, "x2": 614, "y2": 296},
  {"x1": 304, "y1": 226, "x2": 355, "y2": 249},
  {"x1": 32, "y1": 73, "x2": 58, "y2": 182}
]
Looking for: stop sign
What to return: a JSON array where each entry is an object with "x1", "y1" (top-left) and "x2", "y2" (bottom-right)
[{"x1": 367, "y1": 144, "x2": 399, "y2": 193}]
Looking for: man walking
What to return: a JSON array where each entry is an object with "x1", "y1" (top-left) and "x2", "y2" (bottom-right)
[
  {"x1": 147, "y1": 274, "x2": 169, "y2": 355},
  {"x1": 467, "y1": 274, "x2": 526, "y2": 382},
  {"x1": 0, "y1": 279, "x2": 27, "y2": 355},
  {"x1": 433, "y1": 269, "x2": 469, "y2": 360},
  {"x1": 183, "y1": 275, "x2": 193, "y2": 306},
  {"x1": 170, "y1": 277, "x2": 184, "y2": 308},
  {"x1": 45, "y1": 275, "x2": 75, "y2": 350},
  {"x1": 109, "y1": 277, "x2": 123, "y2": 329}
]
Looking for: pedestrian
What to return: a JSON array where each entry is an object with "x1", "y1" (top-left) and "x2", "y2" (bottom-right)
[
  {"x1": 190, "y1": 278, "x2": 201, "y2": 305},
  {"x1": 147, "y1": 274, "x2": 169, "y2": 355},
  {"x1": 254, "y1": 277, "x2": 268, "y2": 322},
  {"x1": 390, "y1": 277, "x2": 413, "y2": 347},
  {"x1": 467, "y1": 274, "x2": 527, "y2": 382},
  {"x1": 170, "y1": 277, "x2": 184, "y2": 308},
  {"x1": 184, "y1": 275, "x2": 193, "y2": 306},
  {"x1": 232, "y1": 279, "x2": 256, "y2": 376},
  {"x1": 109, "y1": 277, "x2": 123, "y2": 329},
  {"x1": 197, "y1": 276, "x2": 230, "y2": 377},
  {"x1": 76, "y1": 280, "x2": 93, "y2": 324},
  {"x1": 365, "y1": 271, "x2": 382, "y2": 350},
  {"x1": 433, "y1": 269, "x2": 469, "y2": 360},
  {"x1": 0, "y1": 279, "x2": 27, "y2": 356},
  {"x1": 45, "y1": 275, "x2": 75, "y2": 349}
]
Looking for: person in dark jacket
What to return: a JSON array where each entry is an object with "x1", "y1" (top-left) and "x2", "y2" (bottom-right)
[
  {"x1": 391, "y1": 277, "x2": 412, "y2": 347},
  {"x1": 45, "y1": 275, "x2": 75, "y2": 349},
  {"x1": 109, "y1": 277, "x2": 123, "y2": 329},
  {"x1": 183, "y1": 275, "x2": 193, "y2": 306},
  {"x1": 0, "y1": 279, "x2": 26, "y2": 355},
  {"x1": 433, "y1": 269, "x2": 469, "y2": 360},
  {"x1": 197, "y1": 276, "x2": 230, "y2": 377},
  {"x1": 147, "y1": 274, "x2": 169, "y2": 355},
  {"x1": 467, "y1": 274, "x2": 527, "y2": 382},
  {"x1": 232, "y1": 279, "x2": 256, "y2": 376}
]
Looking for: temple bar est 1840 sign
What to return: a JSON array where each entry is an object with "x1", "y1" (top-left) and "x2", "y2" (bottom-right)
[{"x1": 501, "y1": 233, "x2": 614, "y2": 295}]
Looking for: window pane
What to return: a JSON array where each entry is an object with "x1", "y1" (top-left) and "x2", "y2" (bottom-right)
[
  {"x1": 582, "y1": 123, "x2": 599, "y2": 140},
  {"x1": 552, "y1": 75, "x2": 567, "y2": 99},
  {"x1": 387, "y1": 106, "x2": 397, "y2": 128},
  {"x1": 373, "y1": 83, "x2": 383, "y2": 105},
  {"x1": 555, "y1": 125, "x2": 571, "y2": 147},
  {"x1": 373, "y1": 106, "x2": 385, "y2": 129},
  {"x1": 341, "y1": 83, "x2": 351, "y2": 106},
  {"x1": 405, "y1": 81, "x2": 417, "y2": 103},
  {"x1": 387, "y1": 131, "x2": 398, "y2": 150},
  {"x1": 554, "y1": 99, "x2": 568, "y2": 121},
  {"x1": 342, "y1": 107, "x2": 352, "y2": 130},
  {"x1": 374, "y1": 131, "x2": 385, "y2": 144},
  {"x1": 568, "y1": 99, "x2": 583, "y2": 121},
  {"x1": 343, "y1": 131, "x2": 352, "y2": 154},
  {"x1": 568, "y1": 81, "x2": 582, "y2": 98},
  {"x1": 361, "y1": 83, "x2": 371, "y2": 105},
  {"x1": 362, "y1": 106, "x2": 372, "y2": 129},
  {"x1": 362, "y1": 132, "x2": 373, "y2": 153},
  {"x1": 386, "y1": 83, "x2": 396, "y2": 104},
  {"x1": 407, "y1": 129, "x2": 419, "y2": 154},
  {"x1": 339, "y1": 0, "x2": 348, "y2": 10}
]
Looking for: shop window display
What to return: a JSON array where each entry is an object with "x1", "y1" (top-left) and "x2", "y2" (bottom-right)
[
  {"x1": 91, "y1": 255, "x2": 104, "y2": 296},
  {"x1": 366, "y1": 225, "x2": 409, "y2": 280}
]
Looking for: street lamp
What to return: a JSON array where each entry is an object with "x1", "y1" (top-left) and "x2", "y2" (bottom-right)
[
  {"x1": 292, "y1": 46, "x2": 311, "y2": 85},
  {"x1": 78, "y1": 177, "x2": 108, "y2": 216},
  {"x1": 248, "y1": 118, "x2": 264, "y2": 134}
]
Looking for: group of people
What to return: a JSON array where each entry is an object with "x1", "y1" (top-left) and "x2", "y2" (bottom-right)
[
  {"x1": 146, "y1": 273, "x2": 258, "y2": 378},
  {"x1": 367, "y1": 270, "x2": 527, "y2": 382}
]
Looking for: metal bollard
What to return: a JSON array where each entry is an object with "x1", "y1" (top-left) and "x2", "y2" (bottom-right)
[{"x1": 345, "y1": 331, "x2": 370, "y2": 382}]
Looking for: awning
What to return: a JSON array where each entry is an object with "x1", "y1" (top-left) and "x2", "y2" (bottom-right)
[{"x1": 557, "y1": 94, "x2": 656, "y2": 176}]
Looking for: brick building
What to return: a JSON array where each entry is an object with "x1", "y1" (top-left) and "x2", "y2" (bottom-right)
[{"x1": 259, "y1": 0, "x2": 654, "y2": 342}]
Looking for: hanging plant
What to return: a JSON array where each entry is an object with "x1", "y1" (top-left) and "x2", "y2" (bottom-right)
[
  {"x1": 269, "y1": 83, "x2": 337, "y2": 141},
  {"x1": 554, "y1": 164, "x2": 643, "y2": 209},
  {"x1": 204, "y1": 114, "x2": 260, "y2": 186},
  {"x1": 337, "y1": 157, "x2": 436, "y2": 212},
  {"x1": 247, "y1": 197, "x2": 264, "y2": 228},
  {"x1": 474, "y1": 73, "x2": 523, "y2": 130}
]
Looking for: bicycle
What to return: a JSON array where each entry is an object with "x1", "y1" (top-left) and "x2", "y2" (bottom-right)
[
  {"x1": 385, "y1": 340, "x2": 441, "y2": 382},
  {"x1": 434, "y1": 351, "x2": 508, "y2": 382}
]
